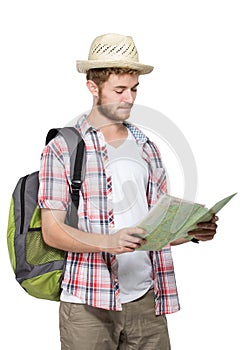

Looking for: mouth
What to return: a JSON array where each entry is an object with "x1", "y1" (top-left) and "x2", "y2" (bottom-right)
[
  {"x1": 118, "y1": 107, "x2": 131, "y2": 111},
  {"x1": 118, "y1": 103, "x2": 133, "y2": 110}
]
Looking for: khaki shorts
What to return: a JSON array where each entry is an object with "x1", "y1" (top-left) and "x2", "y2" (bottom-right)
[{"x1": 59, "y1": 289, "x2": 171, "y2": 350}]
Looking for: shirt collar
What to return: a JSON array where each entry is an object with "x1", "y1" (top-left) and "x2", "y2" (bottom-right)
[
  {"x1": 75, "y1": 114, "x2": 148, "y2": 144},
  {"x1": 75, "y1": 114, "x2": 94, "y2": 136},
  {"x1": 124, "y1": 121, "x2": 148, "y2": 144}
]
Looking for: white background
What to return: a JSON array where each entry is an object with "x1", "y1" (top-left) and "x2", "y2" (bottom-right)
[{"x1": 1, "y1": 1, "x2": 242, "y2": 349}]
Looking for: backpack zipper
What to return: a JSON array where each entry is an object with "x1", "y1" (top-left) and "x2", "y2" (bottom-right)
[
  {"x1": 28, "y1": 227, "x2": 41, "y2": 232},
  {"x1": 20, "y1": 175, "x2": 28, "y2": 235}
]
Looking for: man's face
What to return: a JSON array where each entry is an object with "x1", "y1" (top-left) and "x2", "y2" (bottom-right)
[{"x1": 96, "y1": 73, "x2": 139, "y2": 123}]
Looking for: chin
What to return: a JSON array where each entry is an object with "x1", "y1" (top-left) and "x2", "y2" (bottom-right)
[{"x1": 117, "y1": 109, "x2": 131, "y2": 120}]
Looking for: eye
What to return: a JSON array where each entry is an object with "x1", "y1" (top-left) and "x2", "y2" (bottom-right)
[{"x1": 115, "y1": 90, "x2": 124, "y2": 94}]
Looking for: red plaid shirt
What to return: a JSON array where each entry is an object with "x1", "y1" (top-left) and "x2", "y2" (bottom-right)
[{"x1": 38, "y1": 116, "x2": 180, "y2": 315}]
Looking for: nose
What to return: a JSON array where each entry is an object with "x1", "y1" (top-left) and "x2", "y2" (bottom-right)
[{"x1": 122, "y1": 89, "x2": 134, "y2": 103}]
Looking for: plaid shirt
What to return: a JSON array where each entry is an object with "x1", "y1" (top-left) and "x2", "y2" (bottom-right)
[{"x1": 38, "y1": 115, "x2": 180, "y2": 315}]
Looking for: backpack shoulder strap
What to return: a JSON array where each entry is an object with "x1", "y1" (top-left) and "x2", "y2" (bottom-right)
[
  {"x1": 46, "y1": 126, "x2": 85, "y2": 187},
  {"x1": 57, "y1": 127, "x2": 84, "y2": 183},
  {"x1": 45, "y1": 128, "x2": 61, "y2": 145},
  {"x1": 45, "y1": 126, "x2": 85, "y2": 227}
]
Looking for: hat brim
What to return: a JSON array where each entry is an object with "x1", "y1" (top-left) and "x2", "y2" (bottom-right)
[{"x1": 76, "y1": 60, "x2": 154, "y2": 75}]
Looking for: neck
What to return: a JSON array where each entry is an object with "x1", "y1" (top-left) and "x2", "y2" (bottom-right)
[
  {"x1": 87, "y1": 108, "x2": 127, "y2": 142},
  {"x1": 87, "y1": 108, "x2": 113, "y2": 129},
  {"x1": 87, "y1": 108, "x2": 128, "y2": 143}
]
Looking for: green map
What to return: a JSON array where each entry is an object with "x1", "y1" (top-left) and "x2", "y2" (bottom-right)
[{"x1": 136, "y1": 193, "x2": 236, "y2": 251}]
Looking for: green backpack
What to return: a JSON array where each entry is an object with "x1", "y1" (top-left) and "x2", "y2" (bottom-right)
[{"x1": 7, "y1": 127, "x2": 85, "y2": 301}]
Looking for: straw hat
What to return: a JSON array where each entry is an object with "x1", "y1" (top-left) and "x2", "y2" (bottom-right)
[{"x1": 76, "y1": 33, "x2": 154, "y2": 75}]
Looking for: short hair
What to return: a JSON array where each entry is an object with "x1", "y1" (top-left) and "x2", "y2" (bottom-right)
[{"x1": 86, "y1": 67, "x2": 139, "y2": 89}]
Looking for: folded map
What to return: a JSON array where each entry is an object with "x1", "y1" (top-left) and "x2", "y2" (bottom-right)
[{"x1": 136, "y1": 193, "x2": 236, "y2": 251}]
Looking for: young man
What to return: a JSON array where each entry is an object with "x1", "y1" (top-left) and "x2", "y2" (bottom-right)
[{"x1": 38, "y1": 33, "x2": 218, "y2": 350}]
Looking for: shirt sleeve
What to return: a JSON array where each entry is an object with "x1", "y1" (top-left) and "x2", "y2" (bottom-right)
[{"x1": 38, "y1": 136, "x2": 71, "y2": 211}]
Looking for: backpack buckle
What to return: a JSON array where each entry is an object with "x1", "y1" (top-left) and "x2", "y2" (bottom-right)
[{"x1": 71, "y1": 180, "x2": 81, "y2": 192}]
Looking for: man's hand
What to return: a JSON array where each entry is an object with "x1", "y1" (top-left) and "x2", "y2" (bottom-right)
[
  {"x1": 188, "y1": 215, "x2": 219, "y2": 242},
  {"x1": 108, "y1": 227, "x2": 147, "y2": 254}
]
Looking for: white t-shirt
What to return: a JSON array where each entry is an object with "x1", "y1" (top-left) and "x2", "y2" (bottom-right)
[
  {"x1": 61, "y1": 129, "x2": 153, "y2": 304},
  {"x1": 106, "y1": 130, "x2": 153, "y2": 303}
]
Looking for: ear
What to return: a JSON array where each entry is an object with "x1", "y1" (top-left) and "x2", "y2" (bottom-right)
[{"x1": 86, "y1": 80, "x2": 99, "y2": 97}]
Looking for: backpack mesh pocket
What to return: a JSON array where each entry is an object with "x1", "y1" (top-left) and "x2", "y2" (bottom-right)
[{"x1": 26, "y1": 228, "x2": 64, "y2": 265}]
